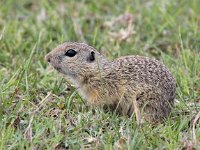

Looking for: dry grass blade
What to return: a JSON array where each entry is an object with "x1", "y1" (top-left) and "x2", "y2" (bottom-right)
[
  {"x1": 24, "y1": 115, "x2": 33, "y2": 143},
  {"x1": 192, "y1": 110, "x2": 200, "y2": 145},
  {"x1": 24, "y1": 92, "x2": 52, "y2": 141},
  {"x1": 0, "y1": 26, "x2": 5, "y2": 40},
  {"x1": 34, "y1": 92, "x2": 52, "y2": 113},
  {"x1": 105, "y1": 12, "x2": 136, "y2": 42}
]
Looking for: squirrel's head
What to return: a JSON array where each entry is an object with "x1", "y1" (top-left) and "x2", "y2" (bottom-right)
[{"x1": 45, "y1": 42, "x2": 109, "y2": 78}]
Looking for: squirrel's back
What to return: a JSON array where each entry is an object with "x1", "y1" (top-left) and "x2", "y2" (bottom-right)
[
  {"x1": 104, "y1": 55, "x2": 176, "y2": 121},
  {"x1": 111, "y1": 55, "x2": 176, "y2": 98}
]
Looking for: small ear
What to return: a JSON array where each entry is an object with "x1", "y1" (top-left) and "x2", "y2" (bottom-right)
[{"x1": 88, "y1": 51, "x2": 95, "y2": 62}]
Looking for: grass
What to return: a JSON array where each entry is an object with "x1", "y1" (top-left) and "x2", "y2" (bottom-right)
[{"x1": 0, "y1": 0, "x2": 199, "y2": 149}]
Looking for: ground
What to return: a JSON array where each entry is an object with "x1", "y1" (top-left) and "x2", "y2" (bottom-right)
[{"x1": 0, "y1": 0, "x2": 199, "y2": 149}]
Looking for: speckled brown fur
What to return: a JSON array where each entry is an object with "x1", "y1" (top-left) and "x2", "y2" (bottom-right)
[{"x1": 45, "y1": 42, "x2": 176, "y2": 125}]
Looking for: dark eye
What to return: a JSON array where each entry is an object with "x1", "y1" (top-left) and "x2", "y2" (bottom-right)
[{"x1": 65, "y1": 49, "x2": 77, "y2": 57}]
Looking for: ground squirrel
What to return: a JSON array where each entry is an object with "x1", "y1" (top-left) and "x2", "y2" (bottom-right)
[{"x1": 45, "y1": 42, "x2": 176, "y2": 125}]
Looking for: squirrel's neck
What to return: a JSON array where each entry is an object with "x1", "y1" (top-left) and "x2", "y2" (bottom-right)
[
  {"x1": 79, "y1": 60, "x2": 111, "y2": 86},
  {"x1": 96, "y1": 55, "x2": 110, "y2": 69},
  {"x1": 68, "y1": 56, "x2": 111, "y2": 88}
]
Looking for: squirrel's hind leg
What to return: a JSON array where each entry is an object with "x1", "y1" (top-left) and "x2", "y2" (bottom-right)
[{"x1": 118, "y1": 93, "x2": 143, "y2": 127}]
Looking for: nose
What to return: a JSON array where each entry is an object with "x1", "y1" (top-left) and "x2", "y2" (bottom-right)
[{"x1": 45, "y1": 54, "x2": 51, "y2": 63}]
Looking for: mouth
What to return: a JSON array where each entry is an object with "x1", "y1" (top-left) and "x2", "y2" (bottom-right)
[{"x1": 48, "y1": 62, "x2": 62, "y2": 73}]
